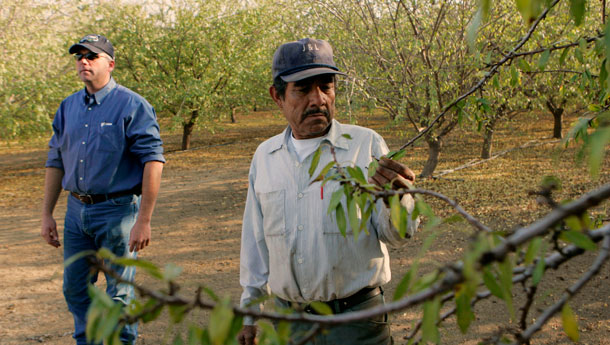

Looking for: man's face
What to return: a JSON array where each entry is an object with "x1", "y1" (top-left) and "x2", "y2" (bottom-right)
[
  {"x1": 75, "y1": 48, "x2": 114, "y2": 86},
  {"x1": 271, "y1": 74, "x2": 336, "y2": 139}
]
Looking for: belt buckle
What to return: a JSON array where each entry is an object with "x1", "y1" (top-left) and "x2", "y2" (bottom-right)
[{"x1": 79, "y1": 194, "x2": 93, "y2": 204}]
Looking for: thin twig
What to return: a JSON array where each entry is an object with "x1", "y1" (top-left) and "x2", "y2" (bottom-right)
[
  {"x1": 512, "y1": 235, "x2": 610, "y2": 344},
  {"x1": 399, "y1": 0, "x2": 561, "y2": 151}
]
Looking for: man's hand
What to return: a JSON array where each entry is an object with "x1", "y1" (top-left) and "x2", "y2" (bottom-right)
[
  {"x1": 237, "y1": 325, "x2": 257, "y2": 345},
  {"x1": 369, "y1": 157, "x2": 415, "y2": 190},
  {"x1": 41, "y1": 214, "x2": 61, "y2": 248},
  {"x1": 129, "y1": 220, "x2": 151, "y2": 252}
]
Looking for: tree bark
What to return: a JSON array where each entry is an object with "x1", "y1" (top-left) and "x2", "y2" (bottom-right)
[
  {"x1": 481, "y1": 118, "x2": 496, "y2": 159},
  {"x1": 231, "y1": 107, "x2": 237, "y2": 123},
  {"x1": 420, "y1": 135, "x2": 442, "y2": 177},
  {"x1": 181, "y1": 110, "x2": 199, "y2": 150},
  {"x1": 545, "y1": 99, "x2": 563, "y2": 139}
]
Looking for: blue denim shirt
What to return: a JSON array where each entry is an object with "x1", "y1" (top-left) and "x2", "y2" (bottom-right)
[{"x1": 46, "y1": 78, "x2": 165, "y2": 194}]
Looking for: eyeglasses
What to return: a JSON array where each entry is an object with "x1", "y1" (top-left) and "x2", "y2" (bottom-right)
[{"x1": 74, "y1": 52, "x2": 100, "y2": 61}]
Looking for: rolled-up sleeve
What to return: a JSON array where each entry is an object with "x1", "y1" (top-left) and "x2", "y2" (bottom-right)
[
  {"x1": 126, "y1": 100, "x2": 165, "y2": 164},
  {"x1": 45, "y1": 108, "x2": 64, "y2": 170},
  {"x1": 370, "y1": 132, "x2": 420, "y2": 247},
  {"x1": 240, "y1": 162, "x2": 270, "y2": 326}
]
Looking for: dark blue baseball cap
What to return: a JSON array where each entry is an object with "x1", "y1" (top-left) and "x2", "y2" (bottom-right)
[
  {"x1": 272, "y1": 38, "x2": 346, "y2": 82},
  {"x1": 69, "y1": 34, "x2": 114, "y2": 59}
]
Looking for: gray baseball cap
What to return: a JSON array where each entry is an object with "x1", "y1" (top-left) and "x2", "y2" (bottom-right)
[
  {"x1": 69, "y1": 34, "x2": 114, "y2": 59},
  {"x1": 272, "y1": 38, "x2": 346, "y2": 82}
]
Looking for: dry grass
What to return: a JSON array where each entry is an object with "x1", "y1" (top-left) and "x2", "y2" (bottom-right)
[{"x1": 0, "y1": 108, "x2": 608, "y2": 344}]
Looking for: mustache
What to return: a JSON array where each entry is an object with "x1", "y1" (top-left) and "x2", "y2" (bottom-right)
[{"x1": 301, "y1": 107, "x2": 330, "y2": 122}]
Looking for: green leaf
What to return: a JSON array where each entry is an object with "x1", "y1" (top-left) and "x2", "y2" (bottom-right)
[
  {"x1": 169, "y1": 305, "x2": 188, "y2": 324},
  {"x1": 348, "y1": 196, "x2": 360, "y2": 240},
  {"x1": 113, "y1": 258, "x2": 163, "y2": 280},
  {"x1": 456, "y1": 287, "x2": 475, "y2": 333},
  {"x1": 532, "y1": 255, "x2": 546, "y2": 286},
  {"x1": 482, "y1": 267, "x2": 504, "y2": 299},
  {"x1": 518, "y1": 58, "x2": 531, "y2": 73},
  {"x1": 64, "y1": 250, "x2": 97, "y2": 268},
  {"x1": 393, "y1": 268, "x2": 415, "y2": 301},
  {"x1": 574, "y1": 48, "x2": 584, "y2": 63},
  {"x1": 422, "y1": 297, "x2": 441, "y2": 344},
  {"x1": 559, "y1": 47, "x2": 570, "y2": 65},
  {"x1": 498, "y1": 258, "x2": 515, "y2": 321},
  {"x1": 510, "y1": 65, "x2": 520, "y2": 86},
  {"x1": 346, "y1": 166, "x2": 367, "y2": 185},
  {"x1": 412, "y1": 271, "x2": 439, "y2": 293},
  {"x1": 173, "y1": 335, "x2": 185, "y2": 345},
  {"x1": 308, "y1": 147, "x2": 322, "y2": 177},
  {"x1": 335, "y1": 203, "x2": 347, "y2": 237},
  {"x1": 314, "y1": 161, "x2": 336, "y2": 183},
  {"x1": 97, "y1": 247, "x2": 117, "y2": 260},
  {"x1": 390, "y1": 194, "x2": 402, "y2": 230},
  {"x1": 466, "y1": 8, "x2": 482, "y2": 50},
  {"x1": 538, "y1": 49, "x2": 551, "y2": 71},
  {"x1": 564, "y1": 215, "x2": 583, "y2": 231},
  {"x1": 415, "y1": 199, "x2": 434, "y2": 218},
  {"x1": 569, "y1": 0, "x2": 586, "y2": 26},
  {"x1": 599, "y1": 60, "x2": 608, "y2": 93},
  {"x1": 524, "y1": 237, "x2": 542, "y2": 265},
  {"x1": 588, "y1": 127, "x2": 610, "y2": 178},
  {"x1": 201, "y1": 286, "x2": 220, "y2": 303},
  {"x1": 328, "y1": 188, "x2": 344, "y2": 215},
  {"x1": 188, "y1": 325, "x2": 205, "y2": 345},
  {"x1": 560, "y1": 231, "x2": 597, "y2": 250},
  {"x1": 442, "y1": 214, "x2": 464, "y2": 224},
  {"x1": 88, "y1": 284, "x2": 115, "y2": 308},
  {"x1": 308, "y1": 301, "x2": 333, "y2": 315},
  {"x1": 208, "y1": 297, "x2": 234, "y2": 345},
  {"x1": 341, "y1": 133, "x2": 352, "y2": 140},
  {"x1": 386, "y1": 149, "x2": 406, "y2": 160},
  {"x1": 368, "y1": 159, "x2": 379, "y2": 178},
  {"x1": 141, "y1": 299, "x2": 163, "y2": 323},
  {"x1": 96, "y1": 303, "x2": 122, "y2": 342},
  {"x1": 562, "y1": 303, "x2": 580, "y2": 341}
]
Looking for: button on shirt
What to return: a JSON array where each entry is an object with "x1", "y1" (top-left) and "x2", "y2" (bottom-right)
[
  {"x1": 239, "y1": 120, "x2": 418, "y2": 324},
  {"x1": 45, "y1": 78, "x2": 165, "y2": 194}
]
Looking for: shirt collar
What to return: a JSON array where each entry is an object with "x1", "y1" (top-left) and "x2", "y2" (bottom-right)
[
  {"x1": 84, "y1": 77, "x2": 116, "y2": 105},
  {"x1": 267, "y1": 119, "x2": 350, "y2": 154}
]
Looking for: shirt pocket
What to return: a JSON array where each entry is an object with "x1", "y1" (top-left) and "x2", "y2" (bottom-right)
[
  {"x1": 97, "y1": 123, "x2": 123, "y2": 152},
  {"x1": 258, "y1": 189, "x2": 286, "y2": 237}
]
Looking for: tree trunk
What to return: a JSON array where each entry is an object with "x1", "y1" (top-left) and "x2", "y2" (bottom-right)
[
  {"x1": 552, "y1": 109, "x2": 563, "y2": 139},
  {"x1": 181, "y1": 110, "x2": 199, "y2": 150},
  {"x1": 545, "y1": 99, "x2": 563, "y2": 139},
  {"x1": 481, "y1": 118, "x2": 496, "y2": 159},
  {"x1": 420, "y1": 136, "x2": 442, "y2": 178},
  {"x1": 231, "y1": 107, "x2": 237, "y2": 123}
]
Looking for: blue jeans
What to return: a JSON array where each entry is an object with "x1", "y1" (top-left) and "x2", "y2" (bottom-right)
[{"x1": 63, "y1": 193, "x2": 140, "y2": 345}]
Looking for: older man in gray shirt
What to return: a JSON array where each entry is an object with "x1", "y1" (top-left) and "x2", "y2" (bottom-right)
[{"x1": 238, "y1": 38, "x2": 419, "y2": 345}]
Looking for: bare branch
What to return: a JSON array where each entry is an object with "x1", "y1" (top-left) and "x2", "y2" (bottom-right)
[
  {"x1": 512, "y1": 234, "x2": 610, "y2": 344},
  {"x1": 399, "y1": 0, "x2": 562, "y2": 151}
]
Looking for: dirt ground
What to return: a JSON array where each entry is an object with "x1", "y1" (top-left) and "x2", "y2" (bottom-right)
[{"x1": 0, "y1": 110, "x2": 608, "y2": 345}]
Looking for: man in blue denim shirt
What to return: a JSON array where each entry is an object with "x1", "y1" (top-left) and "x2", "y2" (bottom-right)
[{"x1": 40, "y1": 34, "x2": 165, "y2": 345}]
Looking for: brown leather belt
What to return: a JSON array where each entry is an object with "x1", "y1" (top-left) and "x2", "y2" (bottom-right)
[
  {"x1": 279, "y1": 286, "x2": 382, "y2": 314},
  {"x1": 70, "y1": 189, "x2": 139, "y2": 204}
]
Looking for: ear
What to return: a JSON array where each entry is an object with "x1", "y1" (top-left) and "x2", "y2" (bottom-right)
[
  {"x1": 269, "y1": 85, "x2": 283, "y2": 108},
  {"x1": 107, "y1": 59, "x2": 115, "y2": 73}
]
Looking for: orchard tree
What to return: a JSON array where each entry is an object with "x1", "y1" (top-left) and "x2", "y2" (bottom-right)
[
  {"x1": 0, "y1": 0, "x2": 85, "y2": 141},
  {"x1": 91, "y1": 0, "x2": 282, "y2": 150},
  {"x1": 304, "y1": 0, "x2": 493, "y2": 177}
]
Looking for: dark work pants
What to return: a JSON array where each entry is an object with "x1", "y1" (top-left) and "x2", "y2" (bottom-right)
[{"x1": 274, "y1": 291, "x2": 393, "y2": 345}]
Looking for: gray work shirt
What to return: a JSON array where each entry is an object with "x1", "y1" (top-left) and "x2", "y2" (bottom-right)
[{"x1": 239, "y1": 120, "x2": 418, "y2": 325}]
